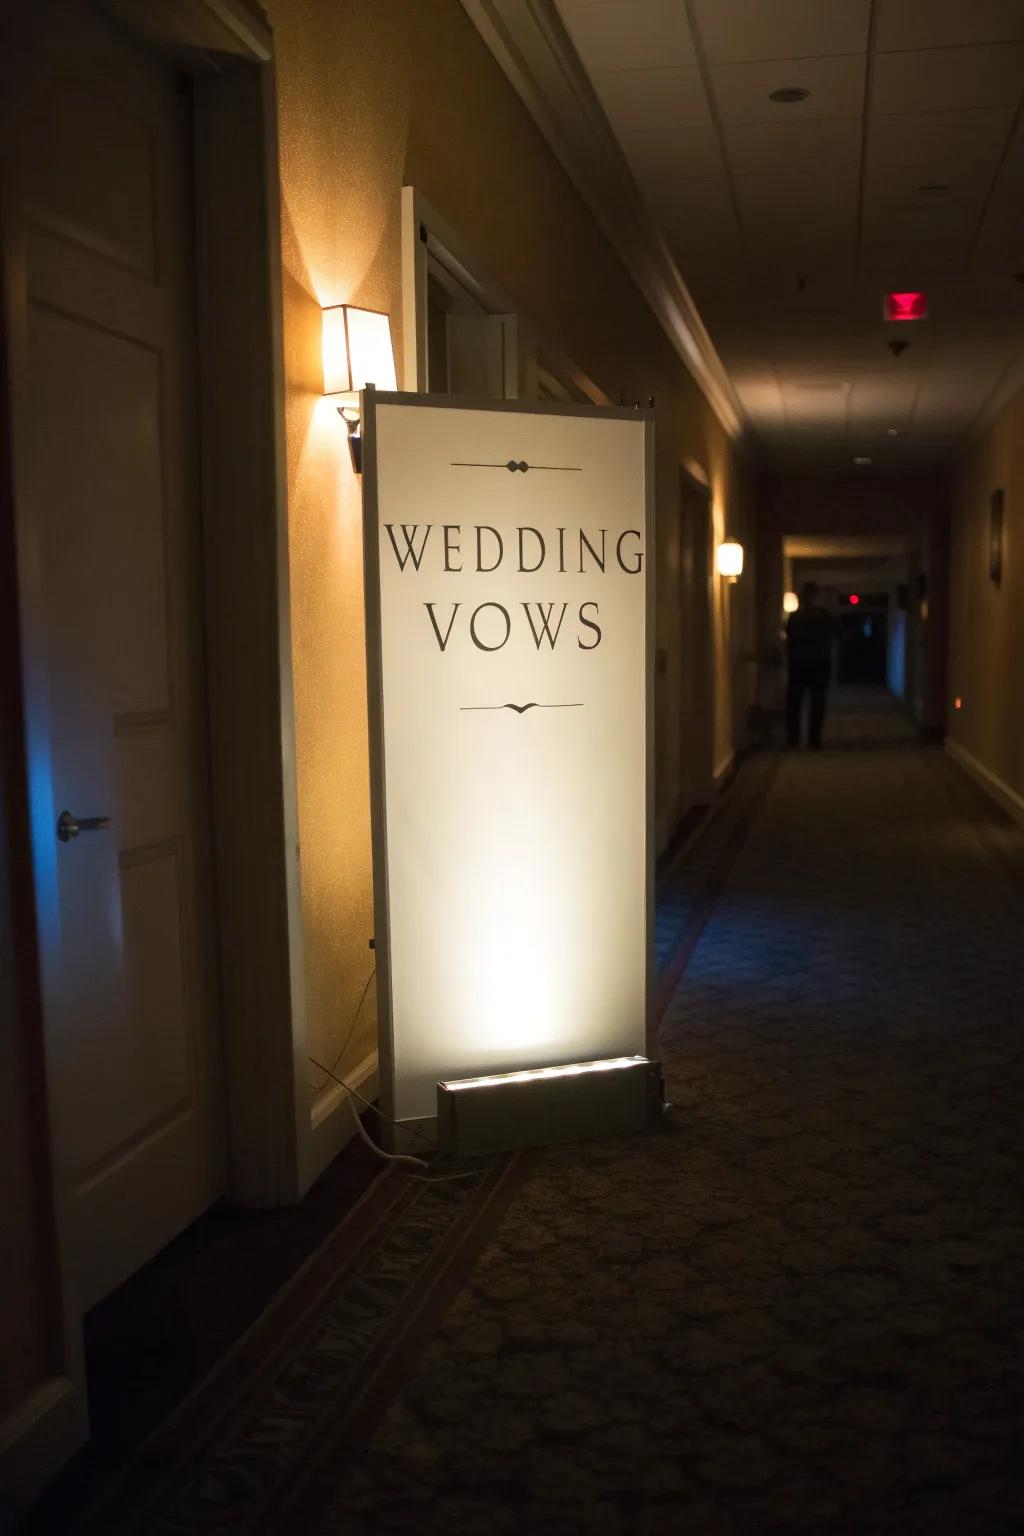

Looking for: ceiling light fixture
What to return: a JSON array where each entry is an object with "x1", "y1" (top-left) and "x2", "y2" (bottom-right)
[
  {"x1": 887, "y1": 427, "x2": 899, "y2": 437},
  {"x1": 769, "y1": 86, "x2": 810, "y2": 103},
  {"x1": 853, "y1": 456, "x2": 873, "y2": 466}
]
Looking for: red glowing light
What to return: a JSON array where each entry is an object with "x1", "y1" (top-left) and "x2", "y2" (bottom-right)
[
  {"x1": 954, "y1": 697, "x2": 963, "y2": 711},
  {"x1": 884, "y1": 290, "x2": 928, "y2": 322},
  {"x1": 849, "y1": 594, "x2": 861, "y2": 606}
]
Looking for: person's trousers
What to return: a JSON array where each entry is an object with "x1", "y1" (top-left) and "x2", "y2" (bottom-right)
[{"x1": 786, "y1": 673, "x2": 829, "y2": 746}]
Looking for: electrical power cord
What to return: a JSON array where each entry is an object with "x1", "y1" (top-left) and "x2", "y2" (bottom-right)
[
  {"x1": 308, "y1": 966, "x2": 377, "y2": 1095},
  {"x1": 307, "y1": 1052, "x2": 482, "y2": 1183}
]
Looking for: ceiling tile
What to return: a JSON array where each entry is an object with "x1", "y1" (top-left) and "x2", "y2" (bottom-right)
[
  {"x1": 556, "y1": 0, "x2": 697, "y2": 71},
  {"x1": 874, "y1": 0, "x2": 1024, "y2": 52},
  {"x1": 667, "y1": 229, "x2": 746, "y2": 279},
  {"x1": 847, "y1": 372, "x2": 921, "y2": 422},
  {"x1": 594, "y1": 66, "x2": 711, "y2": 133},
  {"x1": 732, "y1": 376, "x2": 785, "y2": 417},
  {"x1": 619, "y1": 123, "x2": 724, "y2": 179},
  {"x1": 968, "y1": 118, "x2": 1024, "y2": 277},
  {"x1": 781, "y1": 380, "x2": 851, "y2": 421},
  {"x1": 710, "y1": 54, "x2": 867, "y2": 123},
  {"x1": 725, "y1": 115, "x2": 862, "y2": 178},
  {"x1": 861, "y1": 199, "x2": 982, "y2": 249},
  {"x1": 754, "y1": 264, "x2": 858, "y2": 314},
  {"x1": 861, "y1": 233, "x2": 972, "y2": 277},
  {"x1": 644, "y1": 174, "x2": 736, "y2": 226},
  {"x1": 692, "y1": 0, "x2": 870, "y2": 63},
  {"x1": 864, "y1": 106, "x2": 1015, "y2": 216},
  {"x1": 734, "y1": 166, "x2": 860, "y2": 215},
  {"x1": 649, "y1": 177, "x2": 745, "y2": 274},
  {"x1": 913, "y1": 355, "x2": 1011, "y2": 423},
  {"x1": 870, "y1": 43, "x2": 1024, "y2": 114}
]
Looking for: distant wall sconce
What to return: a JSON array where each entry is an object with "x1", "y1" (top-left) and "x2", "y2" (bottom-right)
[
  {"x1": 322, "y1": 304, "x2": 397, "y2": 474},
  {"x1": 716, "y1": 538, "x2": 744, "y2": 582},
  {"x1": 989, "y1": 488, "x2": 1004, "y2": 583},
  {"x1": 783, "y1": 590, "x2": 799, "y2": 614}
]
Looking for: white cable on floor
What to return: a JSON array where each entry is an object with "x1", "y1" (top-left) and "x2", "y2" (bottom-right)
[{"x1": 309, "y1": 1054, "x2": 482, "y2": 1183}]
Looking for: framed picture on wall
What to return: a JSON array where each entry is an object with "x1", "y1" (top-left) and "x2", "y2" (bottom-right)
[{"x1": 990, "y1": 489, "x2": 1005, "y2": 583}]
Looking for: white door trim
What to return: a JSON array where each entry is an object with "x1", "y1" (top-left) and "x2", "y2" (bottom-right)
[{"x1": 401, "y1": 185, "x2": 610, "y2": 407}]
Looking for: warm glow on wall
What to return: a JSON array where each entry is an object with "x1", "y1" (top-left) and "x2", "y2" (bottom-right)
[
  {"x1": 716, "y1": 538, "x2": 744, "y2": 580},
  {"x1": 783, "y1": 590, "x2": 799, "y2": 613}
]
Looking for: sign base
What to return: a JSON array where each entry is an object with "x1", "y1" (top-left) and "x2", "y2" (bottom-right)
[{"x1": 436, "y1": 1056, "x2": 663, "y2": 1157}]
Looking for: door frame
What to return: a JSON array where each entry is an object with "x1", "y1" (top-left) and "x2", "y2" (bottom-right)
[
  {"x1": 680, "y1": 461, "x2": 717, "y2": 805},
  {"x1": 400, "y1": 186, "x2": 608, "y2": 406},
  {"x1": 0, "y1": 1, "x2": 308, "y2": 1509}
]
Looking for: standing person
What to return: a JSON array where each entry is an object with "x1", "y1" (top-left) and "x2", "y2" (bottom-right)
[{"x1": 785, "y1": 582, "x2": 834, "y2": 750}]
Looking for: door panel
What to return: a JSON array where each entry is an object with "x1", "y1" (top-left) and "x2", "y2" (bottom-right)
[{"x1": 20, "y1": 3, "x2": 223, "y2": 1308}]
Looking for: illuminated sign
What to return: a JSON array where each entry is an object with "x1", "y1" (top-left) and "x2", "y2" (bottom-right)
[
  {"x1": 362, "y1": 394, "x2": 652, "y2": 1132},
  {"x1": 883, "y1": 291, "x2": 928, "y2": 322}
]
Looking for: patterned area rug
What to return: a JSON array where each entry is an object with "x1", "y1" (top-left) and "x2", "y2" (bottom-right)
[{"x1": 60, "y1": 717, "x2": 1024, "y2": 1534}]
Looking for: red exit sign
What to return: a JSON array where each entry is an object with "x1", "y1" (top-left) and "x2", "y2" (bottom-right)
[{"x1": 884, "y1": 291, "x2": 928, "y2": 322}]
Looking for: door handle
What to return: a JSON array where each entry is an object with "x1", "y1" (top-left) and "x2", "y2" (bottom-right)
[{"x1": 57, "y1": 809, "x2": 112, "y2": 843}]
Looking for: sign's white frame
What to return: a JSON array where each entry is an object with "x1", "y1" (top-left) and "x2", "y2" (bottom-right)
[{"x1": 361, "y1": 388, "x2": 655, "y2": 1143}]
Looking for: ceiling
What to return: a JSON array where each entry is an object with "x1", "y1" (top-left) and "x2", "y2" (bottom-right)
[{"x1": 553, "y1": 0, "x2": 1024, "y2": 470}]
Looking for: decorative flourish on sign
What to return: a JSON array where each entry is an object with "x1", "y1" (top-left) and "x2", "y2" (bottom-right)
[
  {"x1": 460, "y1": 702, "x2": 584, "y2": 714},
  {"x1": 450, "y1": 460, "x2": 582, "y2": 473}
]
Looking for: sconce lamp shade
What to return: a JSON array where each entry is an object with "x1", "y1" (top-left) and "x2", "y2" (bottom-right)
[
  {"x1": 783, "y1": 590, "x2": 799, "y2": 614},
  {"x1": 716, "y1": 538, "x2": 744, "y2": 579},
  {"x1": 322, "y1": 304, "x2": 397, "y2": 399}
]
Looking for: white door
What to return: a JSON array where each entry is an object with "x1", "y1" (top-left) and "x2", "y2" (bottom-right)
[{"x1": 18, "y1": 2, "x2": 224, "y2": 1307}]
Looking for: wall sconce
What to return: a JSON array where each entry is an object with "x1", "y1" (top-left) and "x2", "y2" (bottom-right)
[
  {"x1": 783, "y1": 590, "x2": 799, "y2": 614},
  {"x1": 322, "y1": 304, "x2": 397, "y2": 474},
  {"x1": 716, "y1": 538, "x2": 744, "y2": 582}
]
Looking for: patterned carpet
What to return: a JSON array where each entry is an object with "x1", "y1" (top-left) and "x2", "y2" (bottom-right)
[
  {"x1": 312, "y1": 711, "x2": 1024, "y2": 1534},
  {"x1": 59, "y1": 697, "x2": 1024, "y2": 1534}
]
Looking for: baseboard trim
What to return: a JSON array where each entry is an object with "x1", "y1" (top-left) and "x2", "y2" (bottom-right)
[
  {"x1": 308, "y1": 1051, "x2": 380, "y2": 1187},
  {"x1": 0, "y1": 1375, "x2": 86, "y2": 1526},
  {"x1": 946, "y1": 739, "x2": 1024, "y2": 829}
]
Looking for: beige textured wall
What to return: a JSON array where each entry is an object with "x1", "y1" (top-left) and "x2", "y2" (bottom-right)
[
  {"x1": 269, "y1": 0, "x2": 752, "y2": 1085},
  {"x1": 949, "y1": 387, "x2": 1024, "y2": 800}
]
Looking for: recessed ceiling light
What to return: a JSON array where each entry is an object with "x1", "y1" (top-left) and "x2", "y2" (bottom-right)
[
  {"x1": 887, "y1": 427, "x2": 899, "y2": 437},
  {"x1": 853, "y1": 456, "x2": 873, "y2": 466},
  {"x1": 769, "y1": 87, "x2": 810, "y2": 103}
]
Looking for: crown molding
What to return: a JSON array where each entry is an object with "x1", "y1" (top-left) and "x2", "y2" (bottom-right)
[{"x1": 460, "y1": 0, "x2": 745, "y2": 441}]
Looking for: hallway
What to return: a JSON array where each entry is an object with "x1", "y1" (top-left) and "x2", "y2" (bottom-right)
[{"x1": 76, "y1": 706, "x2": 1024, "y2": 1535}]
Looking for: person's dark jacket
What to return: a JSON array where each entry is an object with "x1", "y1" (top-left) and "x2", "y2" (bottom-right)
[{"x1": 786, "y1": 603, "x2": 833, "y2": 682}]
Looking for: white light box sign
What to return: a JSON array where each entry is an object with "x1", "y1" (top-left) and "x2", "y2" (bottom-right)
[{"x1": 362, "y1": 392, "x2": 653, "y2": 1133}]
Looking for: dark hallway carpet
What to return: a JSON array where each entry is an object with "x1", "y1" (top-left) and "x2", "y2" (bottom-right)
[
  {"x1": 54, "y1": 705, "x2": 1024, "y2": 1534},
  {"x1": 322, "y1": 724, "x2": 1024, "y2": 1534}
]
